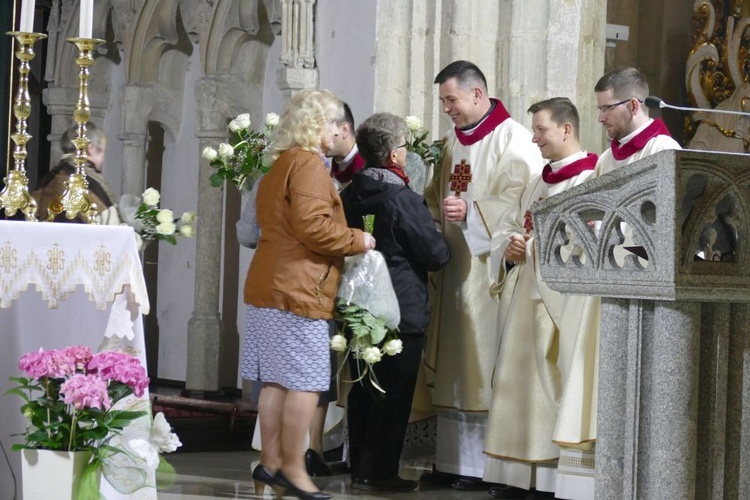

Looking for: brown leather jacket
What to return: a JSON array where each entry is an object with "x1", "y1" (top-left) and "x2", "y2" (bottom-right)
[{"x1": 244, "y1": 148, "x2": 366, "y2": 320}]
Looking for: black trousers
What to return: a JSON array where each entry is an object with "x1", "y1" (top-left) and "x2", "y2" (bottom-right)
[{"x1": 347, "y1": 334, "x2": 425, "y2": 480}]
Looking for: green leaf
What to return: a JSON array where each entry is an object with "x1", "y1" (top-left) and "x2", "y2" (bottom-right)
[
  {"x1": 76, "y1": 460, "x2": 102, "y2": 500},
  {"x1": 209, "y1": 173, "x2": 224, "y2": 187}
]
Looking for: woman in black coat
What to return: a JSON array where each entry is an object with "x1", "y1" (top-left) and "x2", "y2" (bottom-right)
[{"x1": 340, "y1": 112, "x2": 450, "y2": 492}]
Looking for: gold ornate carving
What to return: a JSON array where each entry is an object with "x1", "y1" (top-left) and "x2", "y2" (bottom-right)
[{"x1": 686, "y1": 1, "x2": 750, "y2": 148}]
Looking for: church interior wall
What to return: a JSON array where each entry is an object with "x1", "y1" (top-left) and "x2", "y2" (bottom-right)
[
  {"x1": 605, "y1": 0, "x2": 695, "y2": 143},
  {"x1": 315, "y1": 0, "x2": 378, "y2": 126}
]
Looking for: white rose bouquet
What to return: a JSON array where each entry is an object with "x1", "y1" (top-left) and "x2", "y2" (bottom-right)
[
  {"x1": 332, "y1": 216, "x2": 403, "y2": 393},
  {"x1": 404, "y1": 115, "x2": 444, "y2": 169},
  {"x1": 204, "y1": 112, "x2": 278, "y2": 194},
  {"x1": 118, "y1": 188, "x2": 196, "y2": 245}
]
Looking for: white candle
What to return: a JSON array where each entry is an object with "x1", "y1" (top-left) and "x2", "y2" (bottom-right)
[
  {"x1": 79, "y1": 0, "x2": 94, "y2": 38},
  {"x1": 19, "y1": 0, "x2": 35, "y2": 33}
]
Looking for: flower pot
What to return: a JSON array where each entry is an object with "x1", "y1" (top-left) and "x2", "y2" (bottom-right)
[{"x1": 22, "y1": 449, "x2": 99, "y2": 500}]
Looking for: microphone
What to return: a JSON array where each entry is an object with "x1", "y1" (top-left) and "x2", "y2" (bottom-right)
[{"x1": 644, "y1": 96, "x2": 750, "y2": 117}]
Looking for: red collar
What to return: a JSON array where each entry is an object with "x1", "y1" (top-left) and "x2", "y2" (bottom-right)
[
  {"x1": 611, "y1": 119, "x2": 672, "y2": 160},
  {"x1": 332, "y1": 152, "x2": 365, "y2": 183},
  {"x1": 455, "y1": 99, "x2": 511, "y2": 146},
  {"x1": 542, "y1": 153, "x2": 598, "y2": 184}
]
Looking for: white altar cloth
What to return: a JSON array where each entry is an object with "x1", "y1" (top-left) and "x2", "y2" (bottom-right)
[{"x1": 0, "y1": 220, "x2": 156, "y2": 499}]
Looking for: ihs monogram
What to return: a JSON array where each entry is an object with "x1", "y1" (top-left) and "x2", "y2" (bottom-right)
[{"x1": 46, "y1": 244, "x2": 65, "y2": 274}]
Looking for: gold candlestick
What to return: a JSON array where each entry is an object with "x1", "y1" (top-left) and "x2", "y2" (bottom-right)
[
  {"x1": 0, "y1": 31, "x2": 47, "y2": 221},
  {"x1": 47, "y1": 37, "x2": 105, "y2": 223}
]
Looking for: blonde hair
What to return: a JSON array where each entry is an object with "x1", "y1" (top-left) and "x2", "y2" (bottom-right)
[{"x1": 267, "y1": 89, "x2": 344, "y2": 163}]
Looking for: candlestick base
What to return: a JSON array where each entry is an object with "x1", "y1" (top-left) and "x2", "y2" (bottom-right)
[
  {"x1": 47, "y1": 37, "x2": 105, "y2": 224},
  {"x1": 1, "y1": 31, "x2": 48, "y2": 221}
]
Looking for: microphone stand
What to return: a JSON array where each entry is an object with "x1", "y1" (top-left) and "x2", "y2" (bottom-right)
[{"x1": 645, "y1": 96, "x2": 750, "y2": 118}]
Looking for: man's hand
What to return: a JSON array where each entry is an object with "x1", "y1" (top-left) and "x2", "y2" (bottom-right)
[
  {"x1": 504, "y1": 233, "x2": 529, "y2": 262},
  {"x1": 442, "y1": 196, "x2": 467, "y2": 222}
]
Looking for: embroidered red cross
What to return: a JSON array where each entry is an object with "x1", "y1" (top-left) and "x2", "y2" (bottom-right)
[{"x1": 449, "y1": 159, "x2": 472, "y2": 197}]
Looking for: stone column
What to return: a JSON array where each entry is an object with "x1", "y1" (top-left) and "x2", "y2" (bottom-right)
[
  {"x1": 533, "y1": 150, "x2": 750, "y2": 499},
  {"x1": 277, "y1": 0, "x2": 319, "y2": 96},
  {"x1": 185, "y1": 78, "x2": 226, "y2": 393}
]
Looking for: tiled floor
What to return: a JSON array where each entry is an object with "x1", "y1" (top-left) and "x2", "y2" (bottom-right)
[{"x1": 160, "y1": 451, "x2": 495, "y2": 499}]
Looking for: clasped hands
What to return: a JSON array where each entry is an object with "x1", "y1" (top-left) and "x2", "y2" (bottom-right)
[{"x1": 504, "y1": 233, "x2": 529, "y2": 263}]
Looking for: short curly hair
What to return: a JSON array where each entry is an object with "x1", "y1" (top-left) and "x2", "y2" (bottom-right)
[
  {"x1": 355, "y1": 113, "x2": 408, "y2": 166},
  {"x1": 267, "y1": 88, "x2": 344, "y2": 163}
]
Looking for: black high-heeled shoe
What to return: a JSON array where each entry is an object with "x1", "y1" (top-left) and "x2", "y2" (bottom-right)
[
  {"x1": 304, "y1": 448, "x2": 333, "y2": 477},
  {"x1": 274, "y1": 470, "x2": 332, "y2": 500},
  {"x1": 252, "y1": 464, "x2": 284, "y2": 497}
]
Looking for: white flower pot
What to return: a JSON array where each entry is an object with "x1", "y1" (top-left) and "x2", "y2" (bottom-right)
[{"x1": 21, "y1": 449, "x2": 98, "y2": 499}]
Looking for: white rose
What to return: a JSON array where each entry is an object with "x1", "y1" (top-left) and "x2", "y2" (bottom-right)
[
  {"x1": 382, "y1": 339, "x2": 403, "y2": 356},
  {"x1": 142, "y1": 188, "x2": 160, "y2": 206},
  {"x1": 405, "y1": 115, "x2": 422, "y2": 132},
  {"x1": 330, "y1": 334, "x2": 348, "y2": 352},
  {"x1": 155, "y1": 221, "x2": 176, "y2": 235},
  {"x1": 179, "y1": 224, "x2": 194, "y2": 237},
  {"x1": 150, "y1": 412, "x2": 182, "y2": 453},
  {"x1": 156, "y1": 209, "x2": 174, "y2": 223},
  {"x1": 180, "y1": 211, "x2": 196, "y2": 224},
  {"x1": 228, "y1": 119, "x2": 242, "y2": 133},
  {"x1": 362, "y1": 346, "x2": 382, "y2": 364},
  {"x1": 218, "y1": 142, "x2": 234, "y2": 158},
  {"x1": 265, "y1": 112, "x2": 280, "y2": 127},
  {"x1": 201, "y1": 146, "x2": 218, "y2": 161},
  {"x1": 236, "y1": 113, "x2": 251, "y2": 130}
]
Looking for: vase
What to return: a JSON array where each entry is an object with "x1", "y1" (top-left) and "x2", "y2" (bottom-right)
[{"x1": 21, "y1": 449, "x2": 99, "y2": 499}]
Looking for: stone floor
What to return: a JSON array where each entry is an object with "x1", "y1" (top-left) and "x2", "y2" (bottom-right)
[{"x1": 160, "y1": 450, "x2": 496, "y2": 499}]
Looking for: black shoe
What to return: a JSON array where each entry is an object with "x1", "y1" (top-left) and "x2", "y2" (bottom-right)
[
  {"x1": 251, "y1": 464, "x2": 280, "y2": 497},
  {"x1": 419, "y1": 468, "x2": 460, "y2": 485},
  {"x1": 488, "y1": 484, "x2": 532, "y2": 499},
  {"x1": 304, "y1": 449, "x2": 334, "y2": 477},
  {"x1": 452, "y1": 476, "x2": 492, "y2": 491},
  {"x1": 327, "y1": 460, "x2": 349, "y2": 475},
  {"x1": 351, "y1": 476, "x2": 419, "y2": 492},
  {"x1": 274, "y1": 470, "x2": 332, "y2": 500}
]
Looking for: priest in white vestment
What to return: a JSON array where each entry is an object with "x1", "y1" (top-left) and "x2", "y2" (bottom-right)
[
  {"x1": 483, "y1": 98, "x2": 597, "y2": 499},
  {"x1": 423, "y1": 60, "x2": 544, "y2": 489},
  {"x1": 546, "y1": 67, "x2": 682, "y2": 500}
]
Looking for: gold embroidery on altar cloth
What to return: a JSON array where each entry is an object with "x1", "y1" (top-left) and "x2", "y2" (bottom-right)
[
  {"x1": 0, "y1": 241, "x2": 17, "y2": 272},
  {"x1": 93, "y1": 245, "x2": 112, "y2": 276},
  {"x1": 46, "y1": 244, "x2": 65, "y2": 274}
]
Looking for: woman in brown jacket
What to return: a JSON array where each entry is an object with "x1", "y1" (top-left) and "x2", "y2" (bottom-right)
[{"x1": 241, "y1": 89, "x2": 375, "y2": 500}]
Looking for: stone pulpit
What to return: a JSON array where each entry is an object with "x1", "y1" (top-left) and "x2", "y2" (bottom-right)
[{"x1": 532, "y1": 149, "x2": 750, "y2": 499}]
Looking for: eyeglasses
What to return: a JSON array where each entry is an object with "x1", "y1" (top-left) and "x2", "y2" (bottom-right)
[
  {"x1": 597, "y1": 98, "x2": 642, "y2": 113},
  {"x1": 394, "y1": 143, "x2": 407, "y2": 150}
]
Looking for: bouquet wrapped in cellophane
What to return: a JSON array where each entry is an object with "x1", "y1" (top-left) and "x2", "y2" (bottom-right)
[{"x1": 331, "y1": 215, "x2": 402, "y2": 393}]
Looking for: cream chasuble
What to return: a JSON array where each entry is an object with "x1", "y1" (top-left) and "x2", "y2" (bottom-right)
[
  {"x1": 424, "y1": 100, "x2": 543, "y2": 476},
  {"x1": 548, "y1": 129, "x2": 680, "y2": 500},
  {"x1": 482, "y1": 152, "x2": 596, "y2": 491}
]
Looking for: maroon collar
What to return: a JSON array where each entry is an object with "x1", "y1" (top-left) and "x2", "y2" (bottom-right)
[
  {"x1": 542, "y1": 153, "x2": 598, "y2": 184},
  {"x1": 610, "y1": 119, "x2": 672, "y2": 160},
  {"x1": 332, "y1": 152, "x2": 365, "y2": 183},
  {"x1": 455, "y1": 99, "x2": 511, "y2": 146}
]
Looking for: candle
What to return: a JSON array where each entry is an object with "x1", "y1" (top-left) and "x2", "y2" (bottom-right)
[
  {"x1": 19, "y1": 0, "x2": 35, "y2": 33},
  {"x1": 79, "y1": 0, "x2": 94, "y2": 38}
]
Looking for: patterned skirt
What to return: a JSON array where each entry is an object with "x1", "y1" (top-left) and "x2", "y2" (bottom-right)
[{"x1": 241, "y1": 304, "x2": 331, "y2": 392}]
